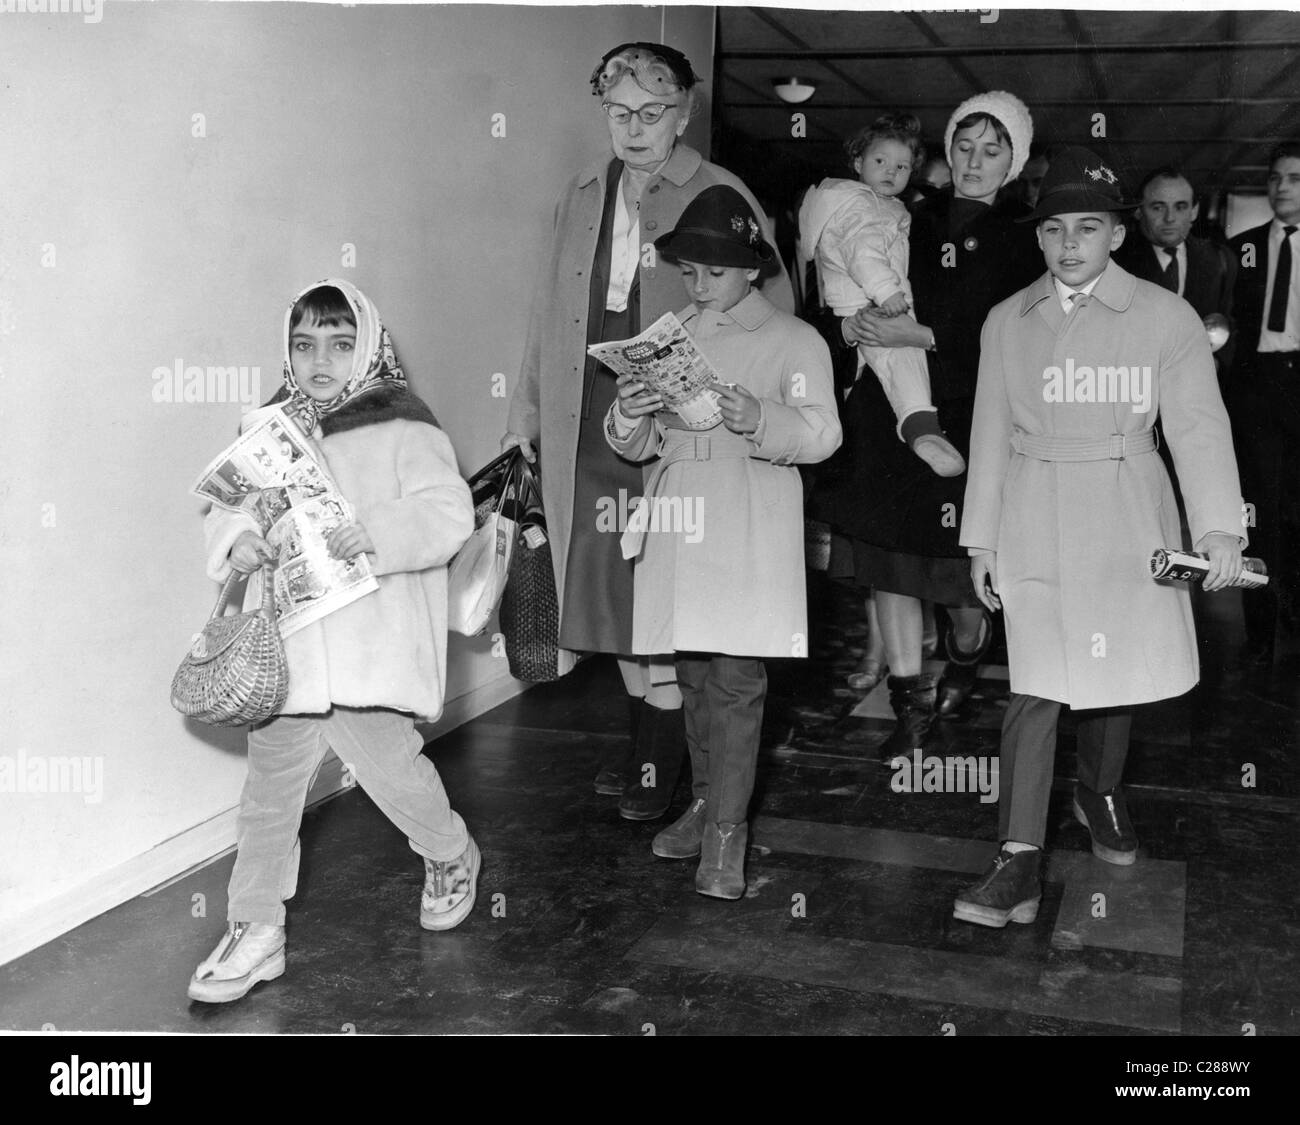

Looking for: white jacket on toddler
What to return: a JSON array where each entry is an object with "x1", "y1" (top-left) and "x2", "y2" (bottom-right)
[{"x1": 798, "y1": 178, "x2": 913, "y2": 317}]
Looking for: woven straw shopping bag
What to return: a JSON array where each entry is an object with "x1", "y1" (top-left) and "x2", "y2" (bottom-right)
[
  {"x1": 171, "y1": 563, "x2": 289, "y2": 726},
  {"x1": 498, "y1": 458, "x2": 573, "y2": 682}
]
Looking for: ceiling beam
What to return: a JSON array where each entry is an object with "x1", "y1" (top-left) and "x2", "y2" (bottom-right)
[
  {"x1": 720, "y1": 41, "x2": 1300, "y2": 60},
  {"x1": 1219, "y1": 102, "x2": 1299, "y2": 186},
  {"x1": 1201, "y1": 51, "x2": 1300, "y2": 163},
  {"x1": 745, "y1": 6, "x2": 889, "y2": 109},
  {"x1": 1181, "y1": 10, "x2": 1238, "y2": 185},
  {"x1": 723, "y1": 98, "x2": 1297, "y2": 110},
  {"x1": 718, "y1": 73, "x2": 843, "y2": 143},
  {"x1": 903, "y1": 11, "x2": 984, "y2": 96},
  {"x1": 1062, "y1": 11, "x2": 1111, "y2": 104},
  {"x1": 724, "y1": 133, "x2": 1289, "y2": 148}
]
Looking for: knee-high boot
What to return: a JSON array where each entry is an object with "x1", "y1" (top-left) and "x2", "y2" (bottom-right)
[
  {"x1": 879, "y1": 672, "x2": 941, "y2": 763},
  {"x1": 936, "y1": 611, "x2": 992, "y2": 716}
]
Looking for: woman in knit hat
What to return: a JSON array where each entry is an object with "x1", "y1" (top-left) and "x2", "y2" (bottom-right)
[{"x1": 811, "y1": 91, "x2": 1042, "y2": 757}]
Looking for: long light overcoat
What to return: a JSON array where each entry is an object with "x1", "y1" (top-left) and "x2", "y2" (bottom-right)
[
  {"x1": 506, "y1": 143, "x2": 793, "y2": 659},
  {"x1": 961, "y1": 262, "x2": 1245, "y2": 709},
  {"x1": 605, "y1": 291, "x2": 840, "y2": 657}
]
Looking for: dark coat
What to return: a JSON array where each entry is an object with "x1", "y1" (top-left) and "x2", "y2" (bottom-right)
[
  {"x1": 810, "y1": 188, "x2": 1041, "y2": 555},
  {"x1": 1227, "y1": 221, "x2": 1279, "y2": 379},
  {"x1": 1115, "y1": 232, "x2": 1237, "y2": 373},
  {"x1": 1115, "y1": 233, "x2": 1236, "y2": 321}
]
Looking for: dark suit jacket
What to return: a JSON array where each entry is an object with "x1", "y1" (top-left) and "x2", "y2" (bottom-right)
[
  {"x1": 1227, "y1": 220, "x2": 1283, "y2": 378},
  {"x1": 1117, "y1": 231, "x2": 1238, "y2": 373},
  {"x1": 1116, "y1": 232, "x2": 1235, "y2": 319}
]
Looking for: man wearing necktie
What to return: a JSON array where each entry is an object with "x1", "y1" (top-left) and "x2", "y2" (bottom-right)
[
  {"x1": 1227, "y1": 142, "x2": 1300, "y2": 667},
  {"x1": 1115, "y1": 167, "x2": 1236, "y2": 376}
]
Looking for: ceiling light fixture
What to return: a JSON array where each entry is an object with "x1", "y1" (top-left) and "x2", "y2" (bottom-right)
[{"x1": 772, "y1": 78, "x2": 816, "y2": 104}]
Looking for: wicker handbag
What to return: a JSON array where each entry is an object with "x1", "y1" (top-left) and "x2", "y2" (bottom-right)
[
  {"x1": 498, "y1": 459, "x2": 572, "y2": 682},
  {"x1": 171, "y1": 563, "x2": 289, "y2": 726}
]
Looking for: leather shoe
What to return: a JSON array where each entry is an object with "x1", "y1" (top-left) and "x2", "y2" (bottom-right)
[
  {"x1": 1073, "y1": 784, "x2": 1137, "y2": 866},
  {"x1": 652, "y1": 797, "x2": 707, "y2": 859},
  {"x1": 695, "y1": 821, "x2": 748, "y2": 900},
  {"x1": 953, "y1": 848, "x2": 1042, "y2": 928},
  {"x1": 846, "y1": 655, "x2": 887, "y2": 693}
]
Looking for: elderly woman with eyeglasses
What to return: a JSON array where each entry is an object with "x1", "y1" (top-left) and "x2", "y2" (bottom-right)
[{"x1": 503, "y1": 42, "x2": 793, "y2": 823}]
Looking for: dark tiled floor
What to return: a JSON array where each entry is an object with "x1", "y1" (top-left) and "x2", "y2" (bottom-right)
[{"x1": 2, "y1": 578, "x2": 1297, "y2": 1035}]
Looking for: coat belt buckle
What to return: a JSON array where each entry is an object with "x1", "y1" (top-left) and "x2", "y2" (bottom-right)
[
  {"x1": 692, "y1": 434, "x2": 711, "y2": 460},
  {"x1": 1108, "y1": 433, "x2": 1126, "y2": 461}
]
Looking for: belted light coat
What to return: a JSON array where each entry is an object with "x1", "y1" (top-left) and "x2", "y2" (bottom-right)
[
  {"x1": 604, "y1": 291, "x2": 840, "y2": 657},
  {"x1": 960, "y1": 262, "x2": 1245, "y2": 708},
  {"x1": 506, "y1": 143, "x2": 793, "y2": 661}
]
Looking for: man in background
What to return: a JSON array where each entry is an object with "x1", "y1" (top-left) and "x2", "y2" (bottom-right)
[
  {"x1": 1117, "y1": 166, "x2": 1236, "y2": 378},
  {"x1": 1227, "y1": 143, "x2": 1300, "y2": 668}
]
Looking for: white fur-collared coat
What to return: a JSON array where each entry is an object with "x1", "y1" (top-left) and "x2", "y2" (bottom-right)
[{"x1": 204, "y1": 417, "x2": 474, "y2": 722}]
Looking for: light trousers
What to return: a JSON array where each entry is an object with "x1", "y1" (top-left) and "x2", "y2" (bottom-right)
[
  {"x1": 858, "y1": 341, "x2": 935, "y2": 439},
  {"x1": 227, "y1": 708, "x2": 469, "y2": 925}
]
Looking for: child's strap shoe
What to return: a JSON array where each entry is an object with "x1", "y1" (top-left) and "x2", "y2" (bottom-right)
[
  {"x1": 187, "y1": 921, "x2": 286, "y2": 1004},
  {"x1": 420, "y1": 835, "x2": 481, "y2": 931}
]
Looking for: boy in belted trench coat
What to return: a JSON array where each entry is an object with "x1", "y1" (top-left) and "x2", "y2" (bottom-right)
[{"x1": 954, "y1": 147, "x2": 1246, "y2": 928}]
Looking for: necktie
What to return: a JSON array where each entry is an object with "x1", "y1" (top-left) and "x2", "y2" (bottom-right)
[
  {"x1": 1267, "y1": 225, "x2": 1297, "y2": 332},
  {"x1": 1161, "y1": 249, "x2": 1180, "y2": 295}
]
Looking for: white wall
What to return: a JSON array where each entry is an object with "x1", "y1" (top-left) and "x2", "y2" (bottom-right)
[{"x1": 0, "y1": 1, "x2": 715, "y2": 965}]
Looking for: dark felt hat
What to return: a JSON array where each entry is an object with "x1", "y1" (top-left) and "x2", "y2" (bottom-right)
[
  {"x1": 654, "y1": 185, "x2": 775, "y2": 269},
  {"x1": 1018, "y1": 145, "x2": 1138, "y2": 222}
]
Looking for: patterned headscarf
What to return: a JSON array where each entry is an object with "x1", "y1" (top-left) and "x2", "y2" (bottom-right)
[{"x1": 281, "y1": 278, "x2": 408, "y2": 434}]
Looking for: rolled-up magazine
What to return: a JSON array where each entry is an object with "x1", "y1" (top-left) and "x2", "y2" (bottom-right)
[{"x1": 1150, "y1": 547, "x2": 1268, "y2": 589}]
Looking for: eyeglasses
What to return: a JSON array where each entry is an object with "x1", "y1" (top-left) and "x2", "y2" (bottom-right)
[{"x1": 602, "y1": 101, "x2": 681, "y2": 126}]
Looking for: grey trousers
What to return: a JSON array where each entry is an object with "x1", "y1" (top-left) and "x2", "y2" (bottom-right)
[
  {"x1": 676, "y1": 653, "x2": 767, "y2": 824},
  {"x1": 1000, "y1": 693, "x2": 1133, "y2": 847},
  {"x1": 227, "y1": 708, "x2": 469, "y2": 925}
]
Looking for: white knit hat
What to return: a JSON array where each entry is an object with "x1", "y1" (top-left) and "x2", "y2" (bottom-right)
[{"x1": 943, "y1": 91, "x2": 1034, "y2": 186}]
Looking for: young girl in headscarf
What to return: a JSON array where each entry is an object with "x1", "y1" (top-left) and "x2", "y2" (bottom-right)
[{"x1": 188, "y1": 279, "x2": 477, "y2": 1003}]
